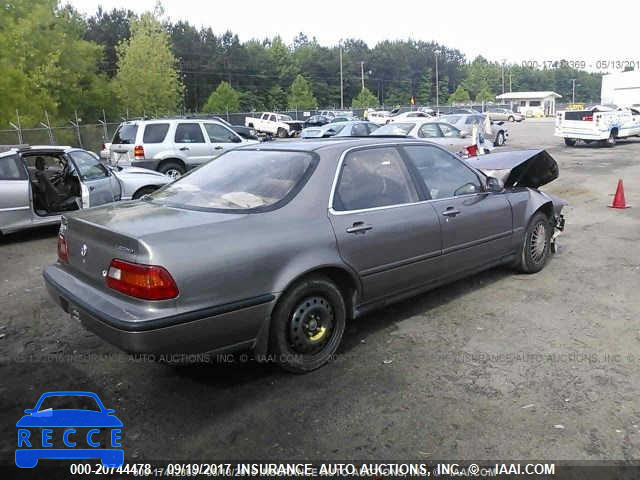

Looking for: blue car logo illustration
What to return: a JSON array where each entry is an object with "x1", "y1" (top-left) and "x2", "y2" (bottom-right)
[{"x1": 15, "y1": 391, "x2": 123, "y2": 468}]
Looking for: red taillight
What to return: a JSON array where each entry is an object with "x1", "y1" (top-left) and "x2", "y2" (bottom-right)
[
  {"x1": 465, "y1": 144, "x2": 479, "y2": 157},
  {"x1": 57, "y1": 235, "x2": 68, "y2": 263},
  {"x1": 582, "y1": 115, "x2": 593, "y2": 121},
  {"x1": 133, "y1": 145, "x2": 145, "y2": 159},
  {"x1": 106, "y1": 259, "x2": 179, "y2": 300}
]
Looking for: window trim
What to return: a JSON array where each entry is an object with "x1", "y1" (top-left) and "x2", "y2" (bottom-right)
[{"x1": 328, "y1": 143, "x2": 487, "y2": 215}]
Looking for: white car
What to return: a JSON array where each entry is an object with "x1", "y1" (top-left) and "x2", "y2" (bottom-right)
[
  {"x1": 244, "y1": 112, "x2": 305, "y2": 138},
  {"x1": 555, "y1": 106, "x2": 640, "y2": 146},
  {"x1": 389, "y1": 111, "x2": 433, "y2": 122}
]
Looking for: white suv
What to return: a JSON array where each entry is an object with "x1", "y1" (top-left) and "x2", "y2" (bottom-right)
[{"x1": 109, "y1": 118, "x2": 259, "y2": 179}]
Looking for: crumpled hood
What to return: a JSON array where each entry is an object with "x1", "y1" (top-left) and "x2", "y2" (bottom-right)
[{"x1": 473, "y1": 149, "x2": 559, "y2": 188}]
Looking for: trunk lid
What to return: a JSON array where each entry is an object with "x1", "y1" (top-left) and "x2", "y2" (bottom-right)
[
  {"x1": 62, "y1": 201, "x2": 244, "y2": 287},
  {"x1": 473, "y1": 149, "x2": 559, "y2": 188}
]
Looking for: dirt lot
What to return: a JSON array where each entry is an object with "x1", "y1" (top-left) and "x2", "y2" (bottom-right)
[{"x1": 1, "y1": 120, "x2": 639, "y2": 464}]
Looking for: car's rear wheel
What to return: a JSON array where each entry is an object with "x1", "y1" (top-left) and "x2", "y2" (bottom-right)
[
  {"x1": 277, "y1": 128, "x2": 288, "y2": 138},
  {"x1": 508, "y1": 115, "x2": 515, "y2": 122},
  {"x1": 132, "y1": 186, "x2": 158, "y2": 200},
  {"x1": 516, "y1": 212, "x2": 552, "y2": 273},
  {"x1": 495, "y1": 131, "x2": 505, "y2": 146},
  {"x1": 269, "y1": 276, "x2": 346, "y2": 373},
  {"x1": 564, "y1": 137, "x2": 576, "y2": 147},
  {"x1": 603, "y1": 130, "x2": 616, "y2": 147},
  {"x1": 158, "y1": 161, "x2": 185, "y2": 179}
]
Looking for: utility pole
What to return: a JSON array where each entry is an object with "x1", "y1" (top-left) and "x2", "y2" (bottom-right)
[
  {"x1": 339, "y1": 41, "x2": 344, "y2": 109},
  {"x1": 501, "y1": 59, "x2": 506, "y2": 94},
  {"x1": 571, "y1": 78, "x2": 577, "y2": 103},
  {"x1": 509, "y1": 72, "x2": 512, "y2": 92},
  {"x1": 360, "y1": 61, "x2": 365, "y2": 90},
  {"x1": 434, "y1": 49, "x2": 441, "y2": 116}
]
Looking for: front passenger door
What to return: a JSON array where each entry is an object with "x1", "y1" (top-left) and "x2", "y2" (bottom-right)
[
  {"x1": 202, "y1": 123, "x2": 242, "y2": 158},
  {"x1": 68, "y1": 151, "x2": 117, "y2": 207},
  {"x1": 402, "y1": 145, "x2": 513, "y2": 277}
]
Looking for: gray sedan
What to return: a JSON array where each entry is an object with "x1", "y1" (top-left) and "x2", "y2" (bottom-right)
[
  {"x1": 440, "y1": 114, "x2": 509, "y2": 147},
  {"x1": 0, "y1": 145, "x2": 170, "y2": 234},
  {"x1": 44, "y1": 139, "x2": 566, "y2": 372}
]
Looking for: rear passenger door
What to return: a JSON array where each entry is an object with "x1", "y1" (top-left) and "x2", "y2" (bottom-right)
[
  {"x1": 173, "y1": 123, "x2": 212, "y2": 168},
  {"x1": 202, "y1": 122, "x2": 242, "y2": 158},
  {"x1": 329, "y1": 146, "x2": 442, "y2": 302},
  {"x1": 402, "y1": 144, "x2": 512, "y2": 276},
  {"x1": 0, "y1": 153, "x2": 31, "y2": 231}
]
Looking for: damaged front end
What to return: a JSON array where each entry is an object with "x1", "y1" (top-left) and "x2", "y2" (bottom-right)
[{"x1": 474, "y1": 148, "x2": 566, "y2": 252}]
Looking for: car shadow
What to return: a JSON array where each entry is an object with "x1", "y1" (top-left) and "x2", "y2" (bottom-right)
[
  {"x1": 0, "y1": 224, "x2": 59, "y2": 245},
  {"x1": 173, "y1": 265, "x2": 513, "y2": 384}
]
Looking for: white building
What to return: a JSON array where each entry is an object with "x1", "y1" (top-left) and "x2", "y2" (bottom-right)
[
  {"x1": 601, "y1": 71, "x2": 640, "y2": 107},
  {"x1": 495, "y1": 91, "x2": 562, "y2": 117}
]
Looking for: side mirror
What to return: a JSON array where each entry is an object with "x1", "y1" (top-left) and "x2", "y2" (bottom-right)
[
  {"x1": 459, "y1": 131, "x2": 467, "y2": 138},
  {"x1": 231, "y1": 136, "x2": 242, "y2": 143},
  {"x1": 486, "y1": 177, "x2": 504, "y2": 193},
  {"x1": 24, "y1": 409, "x2": 35, "y2": 414}
]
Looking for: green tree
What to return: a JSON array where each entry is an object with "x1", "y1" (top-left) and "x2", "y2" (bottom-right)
[
  {"x1": 203, "y1": 81, "x2": 241, "y2": 113},
  {"x1": 0, "y1": 0, "x2": 108, "y2": 126},
  {"x1": 351, "y1": 87, "x2": 379, "y2": 108},
  {"x1": 112, "y1": 9, "x2": 183, "y2": 116},
  {"x1": 475, "y1": 87, "x2": 494, "y2": 102},
  {"x1": 287, "y1": 75, "x2": 317, "y2": 109},
  {"x1": 448, "y1": 85, "x2": 471, "y2": 104}
]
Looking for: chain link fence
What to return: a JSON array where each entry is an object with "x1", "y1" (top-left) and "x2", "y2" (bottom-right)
[{"x1": 0, "y1": 103, "x2": 512, "y2": 153}]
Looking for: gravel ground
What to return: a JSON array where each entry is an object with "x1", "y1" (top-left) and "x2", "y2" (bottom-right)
[{"x1": 1, "y1": 120, "x2": 639, "y2": 465}]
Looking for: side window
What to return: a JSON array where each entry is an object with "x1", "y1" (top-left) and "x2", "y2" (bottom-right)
[
  {"x1": 418, "y1": 123, "x2": 441, "y2": 138},
  {"x1": 143, "y1": 123, "x2": 170, "y2": 143},
  {"x1": 174, "y1": 123, "x2": 205, "y2": 143},
  {"x1": 403, "y1": 145, "x2": 482, "y2": 199},
  {"x1": 366, "y1": 123, "x2": 379, "y2": 134},
  {"x1": 204, "y1": 123, "x2": 237, "y2": 143},
  {"x1": 69, "y1": 151, "x2": 109, "y2": 181},
  {"x1": 333, "y1": 147, "x2": 418, "y2": 211},
  {"x1": 438, "y1": 123, "x2": 460, "y2": 138},
  {"x1": 269, "y1": 115, "x2": 276, "y2": 122},
  {"x1": 0, "y1": 154, "x2": 26, "y2": 180}
]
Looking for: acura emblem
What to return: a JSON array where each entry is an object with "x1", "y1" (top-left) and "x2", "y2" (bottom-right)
[{"x1": 80, "y1": 244, "x2": 88, "y2": 257}]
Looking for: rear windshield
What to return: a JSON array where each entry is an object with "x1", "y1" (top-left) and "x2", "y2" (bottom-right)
[
  {"x1": 149, "y1": 150, "x2": 315, "y2": 212},
  {"x1": 143, "y1": 123, "x2": 170, "y2": 143},
  {"x1": 371, "y1": 123, "x2": 414, "y2": 135},
  {"x1": 112, "y1": 124, "x2": 138, "y2": 144}
]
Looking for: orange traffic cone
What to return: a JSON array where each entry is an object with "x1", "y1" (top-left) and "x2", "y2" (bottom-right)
[{"x1": 610, "y1": 179, "x2": 630, "y2": 209}]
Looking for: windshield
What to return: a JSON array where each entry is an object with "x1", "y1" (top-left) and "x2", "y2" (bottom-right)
[
  {"x1": 371, "y1": 123, "x2": 414, "y2": 135},
  {"x1": 37, "y1": 395, "x2": 101, "y2": 412},
  {"x1": 150, "y1": 150, "x2": 314, "y2": 211}
]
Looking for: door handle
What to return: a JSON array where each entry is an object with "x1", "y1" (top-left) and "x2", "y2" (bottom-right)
[
  {"x1": 213, "y1": 146, "x2": 223, "y2": 150},
  {"x1": 179, "y1": 146, "x2": 190, "y2": 151},
  {"x1": 346, "y1": 222, "x2": 373, "y2": 234},
  {"x1": 441, "y1": 207, "x2": 461, "y2": 217}
]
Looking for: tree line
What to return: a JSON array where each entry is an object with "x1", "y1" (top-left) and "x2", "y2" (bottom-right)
[{"x1": 0, "y1": 0, "x2": 604, "y2": 127}]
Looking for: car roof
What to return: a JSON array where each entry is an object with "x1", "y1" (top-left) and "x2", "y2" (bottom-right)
[
  {"x1": 235, "y1": 137, "x2": 437, "y2": 154},
  {"x1": 0, "y1": 145, "x2": 76, "y2": 157}
]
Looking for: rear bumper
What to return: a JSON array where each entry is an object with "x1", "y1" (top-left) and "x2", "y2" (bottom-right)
[
  {"x1": 554, "y1": 129, "x2": 608, "y2": 140},
  {"x1": 43, "y1": 265, "x2": 275, "y2": 354}
]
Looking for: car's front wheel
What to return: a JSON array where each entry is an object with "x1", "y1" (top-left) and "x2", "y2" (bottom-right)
[
  {"x1": 269, "y1": 276, "x2": 346, "y2": 373},
  {"x1": 516, "y1": 212, "x2": 552, "y2": 273}
]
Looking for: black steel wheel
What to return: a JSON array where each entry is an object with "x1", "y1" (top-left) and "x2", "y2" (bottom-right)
[{"x1": 269, "y1": 276, "x2": 346, "y2": 373}]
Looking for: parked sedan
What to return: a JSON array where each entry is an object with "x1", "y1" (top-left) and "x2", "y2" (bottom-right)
[
  {"x1": 440, "y1": 113, "x2": 508, "y2": 147},
  {"x1": 370, "y1": 119, "x2": 485, "y2": 156},
  {"x1": 0, "y1": 145, "x2": 170, "y2": 235},
  {"x1": 44, "y1": 139, "x2": 566, "y2": 373},
  {"x1": 486, "y1": 107, "x2": 524, "y2": 122},
  {"x1": 300, "y1": 121, "x2": 378, "y2": 138}
]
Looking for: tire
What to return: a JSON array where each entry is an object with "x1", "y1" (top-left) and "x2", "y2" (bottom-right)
[
  {"x1": 158, "y1": 161, "x2": 185, "y2": 179},
  {"x1": 564, "y1": 137, "x2": 576, "y2": 147},
  {"x1": 132, "y1": 186, "x2": 158, "y2": 200},
  {"x1": 516, "y1": 212, "x2": 552, "y2": 274},
  {"x1": 269, "y1": 275, "x2": 346, "y2": 373},
  {"x1": 277, "y1": 128, "x2": 288, "y2": 138},
  {"x1": 508, "y1": 115, "x2": 515, "y2": 122},
  {"x1": 495, "y1": 131, "x2": 505, "y2": 146},
  {"x1": 604, "y1": 130, "x2": 616, "y2": 147}
]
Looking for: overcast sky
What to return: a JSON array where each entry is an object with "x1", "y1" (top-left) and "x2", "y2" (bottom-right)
[{"x1": 67, "y1": 0, "x2": 636, "y2": 71}]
